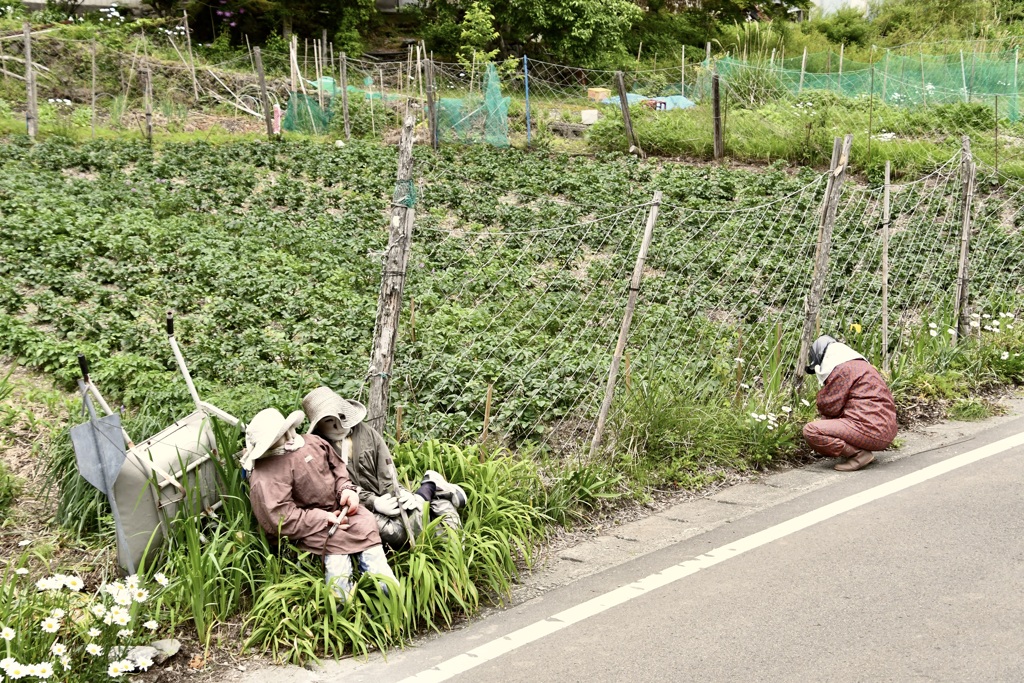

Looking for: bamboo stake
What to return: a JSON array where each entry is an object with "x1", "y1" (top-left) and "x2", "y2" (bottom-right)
[
  {"x1": 590, "y1": 192, "x2": 662, "y2": 458},
  {"x1": 681, "y1": 47, "x2": 685, "y2": 97},
  {"x1": 90, "y1": 39, "x2": 97, "y2": 138},
  {"x1": 144, "y1": 67, "x2": 153, "y2": 143},
  {"x1": 838, "y1": 43, "x2": 844, "y2": 92},
  {"x1": 315, "y1": 40, "x2": 323, "y2": 109},
  {"x1": 868, "y1": 61, "x2": 875, "y2": 165},
  {"x1": 409, "y1": 297, "x2": 416, "y2": 343},
  {"x1": 953, "y1": 137, "x2": 976, "y2": 341},
  {"x1": 799, "y1": 46, "x2": 807, "y2": 93},
  {"x1": 995, "y1": 94, "x2": 1000, "y2": 174},
  {"x1": 480, "y1": 383, "x2": 493, "y2": 442},
  {"x1": 712, "y1": 72, "x2": 723, "y2": 160},
  {"x1": 183, "y1": 11, "x2": 199, "y2": 103},
  {"x1": 245, "y1": 34, "x2": 254, "y2": 71},
  {"x1": 882, "y1": 161, "x2": 891, "y2": 375},
  {"x1": 920, "y1": 52, "x2": 927, "y2": 106},
  {"x1": 960, "y1": 50, "x2": 968, "y2": 102},
  {"x1": 23, "y1": 23, "x2": 36, "y2": 140},
  {"x1": 340, "y1": 52, "x2": 350, "y2": 140},
  {"x1": 369, "y1": 68, "x2": 376, "y2": 137},
  {"x1": 733, "y1": 326, "x2": 744, "y2": 405},
  {"x1": 426, "y1": 53, "x2": 438, "y2": 149},
  {"x1": 254, "y1": 47, "x2": 274, "y2": 139},
  {"x1": 882, "y1": 50, "x2": 889, "y2": 101}
]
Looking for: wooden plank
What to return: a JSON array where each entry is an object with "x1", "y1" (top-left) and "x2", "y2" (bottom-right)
[
  {"x1": 254, "y1": 48, "x2": 274, "y2": 139},
  {"x1": 615, "y1": 70, "x2": 642, "y2": 156}
]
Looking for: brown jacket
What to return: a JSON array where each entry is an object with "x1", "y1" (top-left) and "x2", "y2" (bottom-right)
[
  {"x1": 248, "y1": 434, "x2": 381, "y2": 556},
  {"x1": 817, "y1": 360, "x2": 898, "y2": 443}
]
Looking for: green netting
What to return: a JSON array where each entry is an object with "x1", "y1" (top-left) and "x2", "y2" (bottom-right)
[
  {"x1": 282, "y1": 92, "x2": 332, "y2": 134},
  {"x1": 436, "y1": 63, "x2": 509, "y2": 147},
  {"x1": 717, "y1": 51, "x2": 1023, "y2": 120}
]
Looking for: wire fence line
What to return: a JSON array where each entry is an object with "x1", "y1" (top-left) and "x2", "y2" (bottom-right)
[{"x1": 382, "y1": 143, "x2": 1024, "y2": 454}]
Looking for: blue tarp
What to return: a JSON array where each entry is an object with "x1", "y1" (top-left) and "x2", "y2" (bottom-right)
[{"x1": 601, "y1": 93, "x2": 696, "y2": 110}]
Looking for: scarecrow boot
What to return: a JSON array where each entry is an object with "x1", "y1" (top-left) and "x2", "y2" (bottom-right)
[
  {"x1": 835, "y1": 450, "x2": 875, "y2": 472},
  {"x1": 422, "y1": 470, "x2": 467, "y2": 532}
]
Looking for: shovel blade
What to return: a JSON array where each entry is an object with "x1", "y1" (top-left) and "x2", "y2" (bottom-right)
[{"x1": 70, "y1": 413, "x2": 127, "y2": 494}]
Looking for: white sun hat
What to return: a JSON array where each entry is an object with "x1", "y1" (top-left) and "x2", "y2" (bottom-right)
[
  {"x1": 302, "y1": 387, "x2": 368, "y2": 434},
  {"x1": 241, "y1": 408, "x2": 305, "y2": 471}
]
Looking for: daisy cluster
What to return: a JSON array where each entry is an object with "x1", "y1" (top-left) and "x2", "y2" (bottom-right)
[{"x1": 0, "y1": 569, "x2": 169, "y2": 680}]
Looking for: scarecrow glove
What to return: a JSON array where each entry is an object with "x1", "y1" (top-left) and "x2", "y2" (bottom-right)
[
  {"x1": 372, "y1": 494, "x2": 400, "y2": 517},
  {"x1": 398, "y1": 490, "x2": 425, "y2": 512}
]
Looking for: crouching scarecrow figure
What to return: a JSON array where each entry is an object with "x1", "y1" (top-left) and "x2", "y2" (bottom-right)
[
  {"x1": 243, "y1": 408, "x2": 398, "y2": 600},
  {"x1": 802, "y1": 335, "x2": 898, "y2": 472},
  {"x1": 302, "y1": 387, "x2": 467, "y2": 549}
]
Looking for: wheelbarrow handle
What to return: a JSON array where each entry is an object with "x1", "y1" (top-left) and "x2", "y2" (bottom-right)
[
  {"x1": 78, "y1": 353, "x2": 90, "y2": 382},
  {"x1": 166, "y1": 311, "x2": 174, "y2": 336}
]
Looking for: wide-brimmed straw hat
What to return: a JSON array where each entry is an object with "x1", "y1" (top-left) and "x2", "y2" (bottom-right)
[
  {"x1": 241, "y1": 408, "x2": 305, "y2": 470},
  {"x1": 302, "y1": 386, "x2": 367, "y2": 434}
]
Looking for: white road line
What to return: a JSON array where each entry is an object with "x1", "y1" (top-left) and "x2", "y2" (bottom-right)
[{"x1": 400, "y1": 430, "x2": 1024, "y2": 683}]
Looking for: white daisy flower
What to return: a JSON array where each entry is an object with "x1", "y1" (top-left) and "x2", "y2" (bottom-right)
[
  {"x1": 153, "y1": 573, "x2": 169, "y2": 587},
  {"x1": 970, "y1": 321, "x2": 981, "y2": 328},
  {"x1": 1, "y1": 626, "x2": 14, "y2": 641},
  {"x1": 929, "y1": 330, "x2": 938, "y2": 337},
  {"x1": 781, "y1": 406, "x2": 792, "y2": 413},
  {"x1": 928, "y1": 322, "x2": 937, "y2": 329},
  {"x1": 800, "y1": 399, "x2": 811, "y2": 406},
  {"x1": 50, "y1": 609, "x2": 65, "y2": 620},
  {"x1": 132, "y1": 588, "x2": 149, "y2": 603},
  {"x1": 1001, "y1": 352, "x2": 1010, "y2": 360},
  {"x1": 124, "y1": 575, "x2": 140, "y2": 590},
  {"x1": 143, "y1": 620, "x2": 158, "y2": 631},
  {"x1": 6, "y1": 661, "x2": 28, "y2": 678},
  {"x1": 40, "y1": 617, "x2": 60, "y2": 633},
  {"x1": 135, "y1": 655, "x2": 154, "y2": 671},
  {"x1": 63, "y1": 576, "x2": 84, "y2": 592},
  {"x1": 60, "y1": 654, "x2": 71, "y2": 670},
  {"x1": 117, "y1": 629, "x2": 132, "y2": 639},
  {"x1": 14, "y1": 568, "x2": 28, "y2": 575},
  {"x1": 948, "y1": 328, "x2": 956, "y2": 335},
  {"x1": 984, "y1": 325, "x2": 993, "y2": 331},
  {"x1": 87, "y1": 644, "x2": 103, "y2": 656},
  {"x1": 34, "y1": 661, "x2": 54, "y2": 679},
  {"x1": 91, "y1": 604, "x2": 107, "y2": 618},
  {"x1": 50, "y1": 642, "x2": 67, "y2": 656},
  {"x1": 88, "y1": 627, "x2": 101, "y2": 638},
  {"x1": 108, "y1": 661, "x2": 124, "y2": 677}
]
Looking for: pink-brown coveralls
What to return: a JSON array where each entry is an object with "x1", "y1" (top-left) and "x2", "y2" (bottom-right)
[{"x1": 803, "y1": 359, "x2": 898, "y2": 457}]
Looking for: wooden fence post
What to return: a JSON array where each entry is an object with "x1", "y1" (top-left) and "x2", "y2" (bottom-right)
[
  {"x1": 91, "y1": 39, "x2": 97, "y2": 138},
  {"x1": 882, "y1": 161, "x2": 891, "y2": 375},
  {"x1": 426, "y1": 54, "x2": 438, "y2": 149},
  {"x1": 340, "y1": 52, "x2": 350, "y2": 140},
  {"x1": 144, "y1": 67, "x2": 153, "y2": 143},
  {"x1": 953, "y1": 136, "x2": 976, "y2": 341},
  {"x1": 367, "y1": 115, "x2": 417, "y2": 435},
  {"x1": 183, "y1": 10, "x2": 199, "y2": 103},
  {"x1": 23, "y1": 23, "x2": 37, "y2": 140},
  {"x1": 480, "y1": 383, "x2": 493, "y2": 442},
  {"x1": 794, "y1": 135, "x2": 853, "y2": 391},
  {"x1": 713, "y1": 72, "x2": 724, "y2": 161},
  {"x1": 254, "y1": 48, "x2": 274, "y2": 139},
  {"x1": 615, "y1": 70, "x2": 642, "y2": 157},
  {"x1": 590, "y1": 192, "x2": 662, "y2": 458}
]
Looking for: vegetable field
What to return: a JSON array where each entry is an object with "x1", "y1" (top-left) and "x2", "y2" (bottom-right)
[{"x1": 2, "y1": 132, "x2": 1024, "y2": 669}]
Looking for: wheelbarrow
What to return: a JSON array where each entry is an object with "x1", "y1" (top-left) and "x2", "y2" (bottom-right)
[{"x1": 72, "y1": 312, "x2": 242, "y2": 573}]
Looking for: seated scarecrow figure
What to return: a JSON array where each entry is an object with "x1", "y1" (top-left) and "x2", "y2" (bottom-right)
[
  {"x1": 243, "y1": 408, "x2": 398, "y2": 600},
  {"x1": 302, "y1": 387, "x2": 467, "y2": 549},
  {"x1": 802, "y1": 335, "x2": 898, "y2": 472}
]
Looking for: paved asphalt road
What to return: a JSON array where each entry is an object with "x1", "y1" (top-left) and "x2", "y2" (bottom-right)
[{"x1": 319, "y1": 414, "x2": 1024, "y2": 683}]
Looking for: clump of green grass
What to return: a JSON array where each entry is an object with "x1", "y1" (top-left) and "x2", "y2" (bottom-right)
[{"x1": 947, "y1": 397, "x2": 996, "y2": 421}]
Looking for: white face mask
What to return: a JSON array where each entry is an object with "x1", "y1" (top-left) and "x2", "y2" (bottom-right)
[{"x1": 318, "y1": 416, "x2": 351, "y2": 441}]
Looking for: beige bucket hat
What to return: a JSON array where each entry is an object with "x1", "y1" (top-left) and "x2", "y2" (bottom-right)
[
  {"x1": 241, "y1": 408, "x2": 305, "y2": 471},
  {"x1": 302, "y1": 386, "x2": 367, "y2": 434}
]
